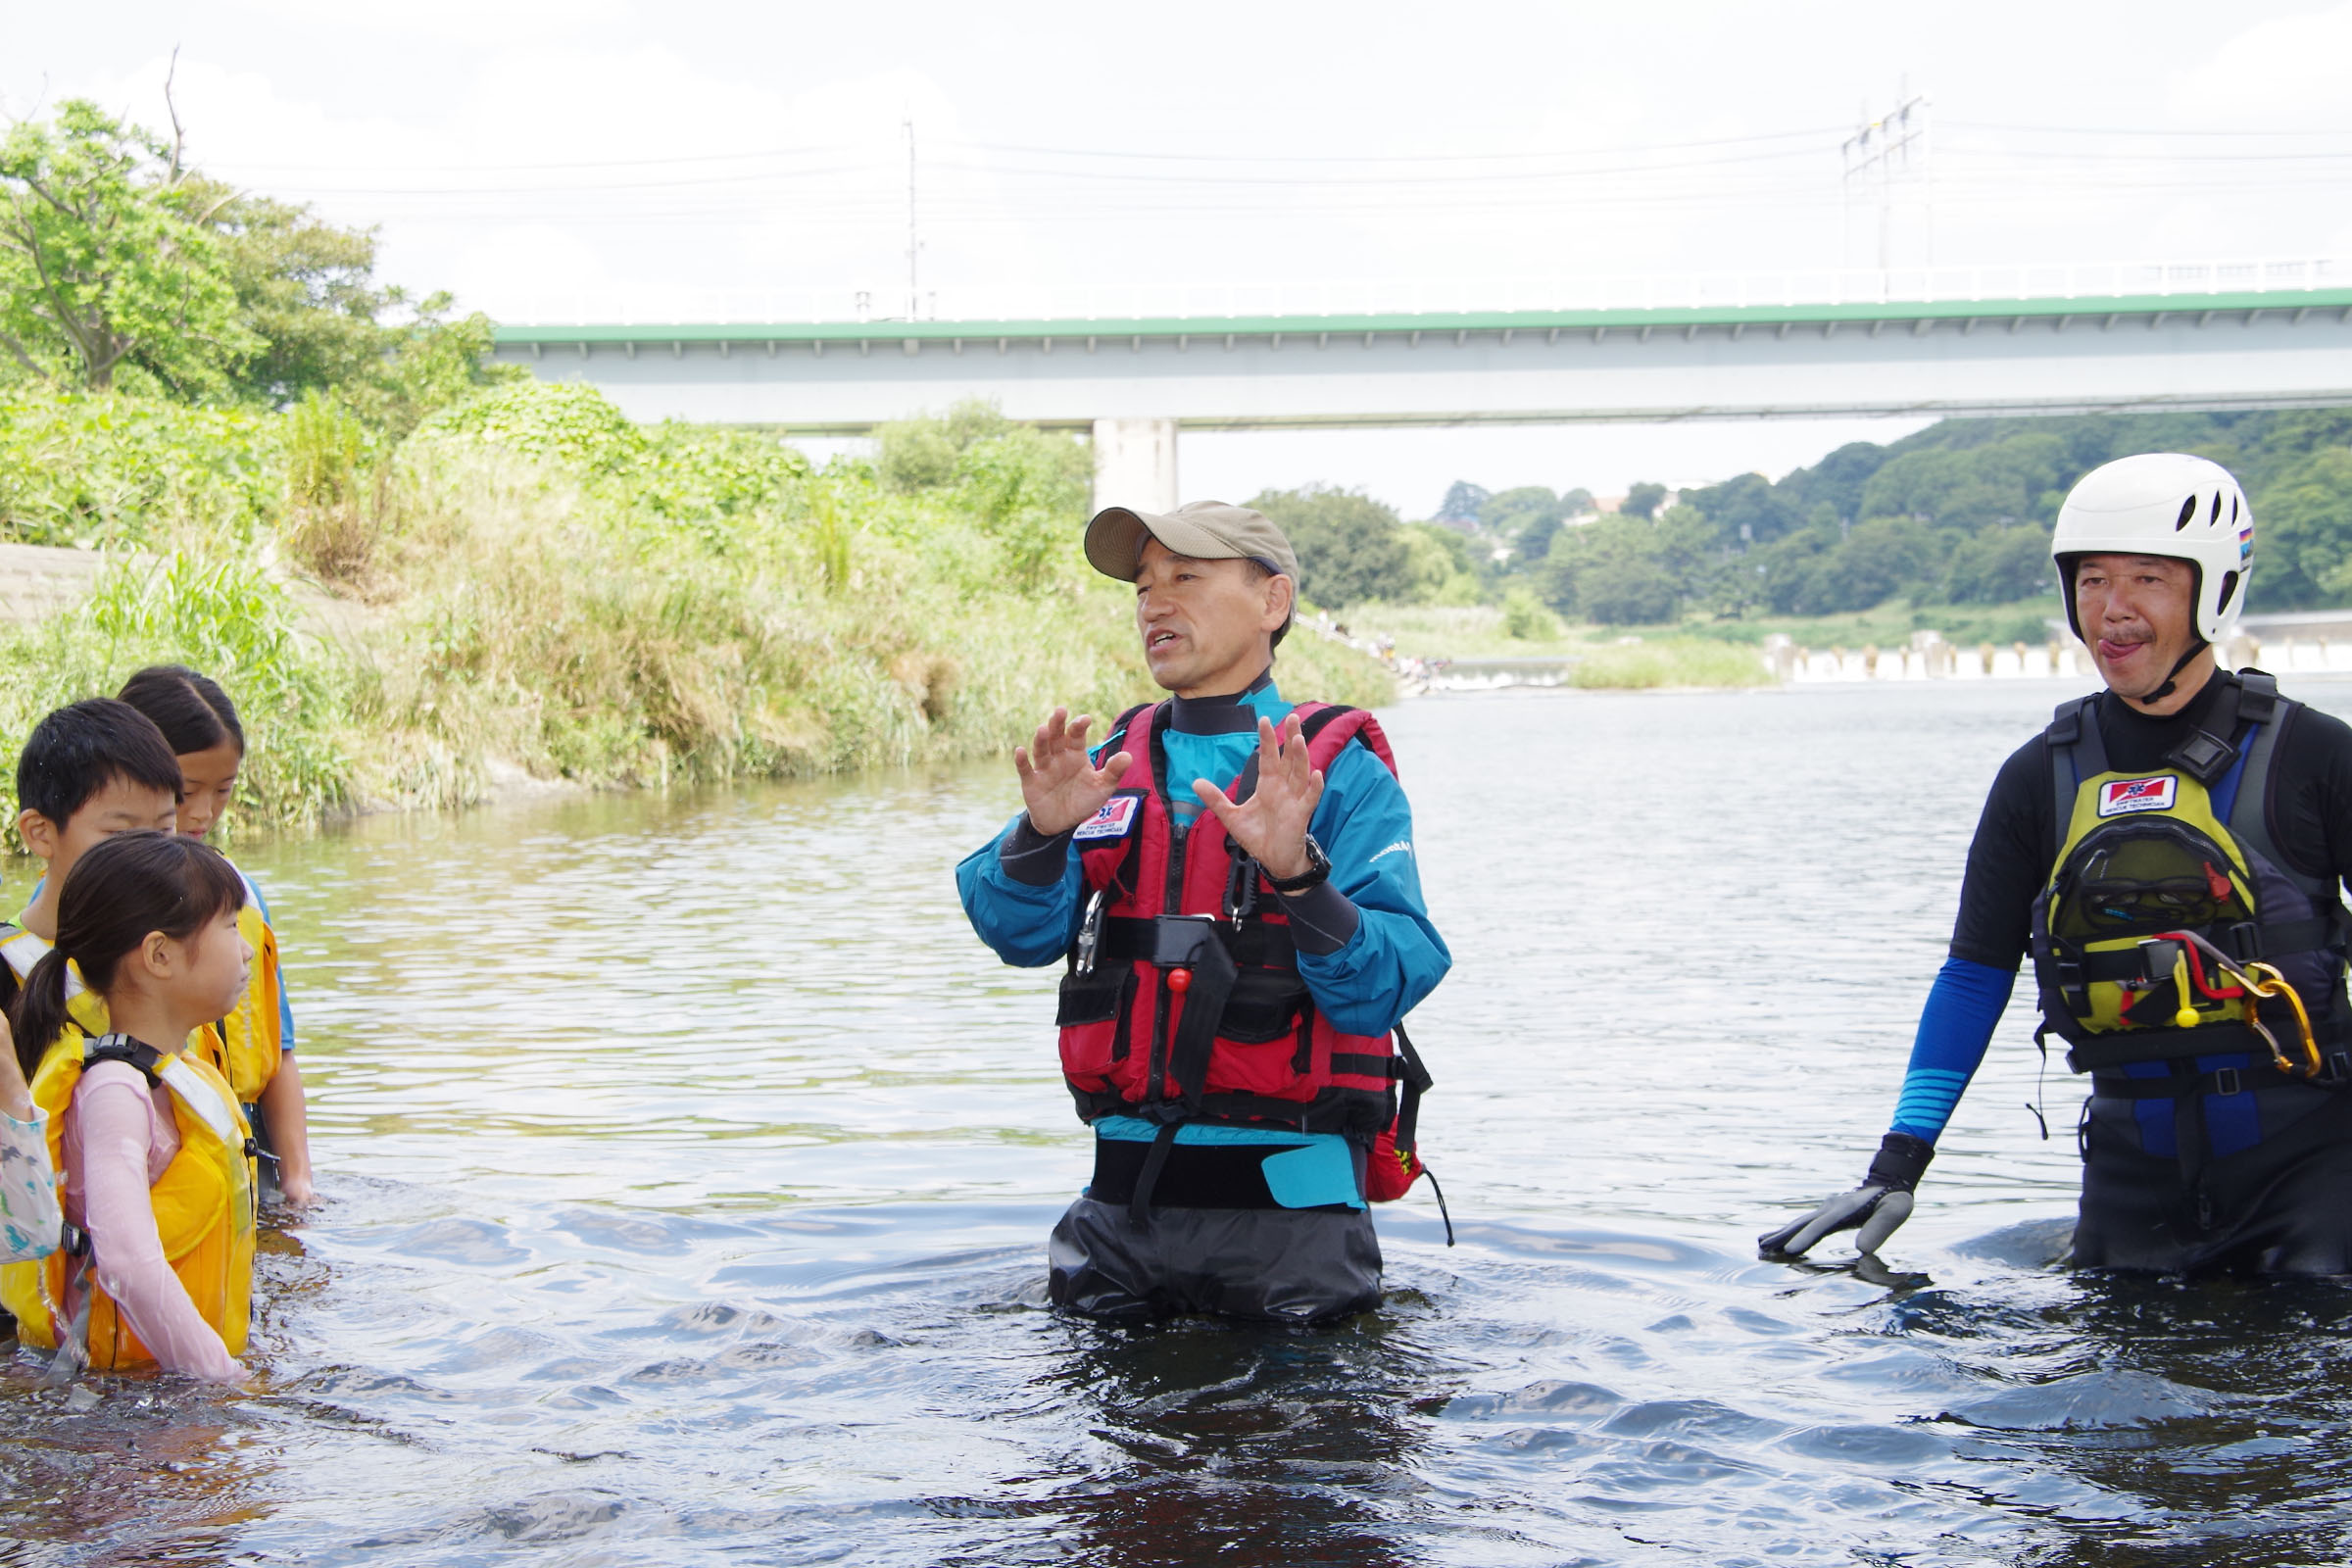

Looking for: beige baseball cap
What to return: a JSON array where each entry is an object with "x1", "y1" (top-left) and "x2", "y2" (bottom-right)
[{"x1": 1084, "y1": 500, "x2": 1301, "y2": 586}]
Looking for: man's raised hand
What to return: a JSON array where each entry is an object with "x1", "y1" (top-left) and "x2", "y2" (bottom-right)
[
  {"x1": 1195, "y1": 714, "x2": 1323, "y2": 881},
  {"x1": 1015, "y1": 707, "x2": 1135, "y2": 837}
]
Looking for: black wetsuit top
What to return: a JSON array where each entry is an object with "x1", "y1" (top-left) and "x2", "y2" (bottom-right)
[{"x1": 1949, "y1": 669, "x2": 2352, "y2": 969}]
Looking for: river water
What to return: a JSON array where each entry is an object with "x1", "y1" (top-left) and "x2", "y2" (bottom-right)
[{"x1": 9, "y1": 677, "x2": 2352, "y2": 1566}]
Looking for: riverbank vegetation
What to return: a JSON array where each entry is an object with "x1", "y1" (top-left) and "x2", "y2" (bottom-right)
[{"x1": 0, "y1": 98, "x2": 1386, "y2": 833}]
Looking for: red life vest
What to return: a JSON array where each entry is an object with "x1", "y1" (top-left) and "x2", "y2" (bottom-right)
[{"x1": 1054, "y1": 699, "x2": 1429, "y2": 1200}]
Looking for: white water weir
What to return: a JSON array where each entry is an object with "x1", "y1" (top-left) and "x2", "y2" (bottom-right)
[{"x1": 492, "y1": 263, "x2": 2352, "y2": 510}]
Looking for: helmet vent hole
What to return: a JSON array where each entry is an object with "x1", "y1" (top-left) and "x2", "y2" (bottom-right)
[
  {"x1": 2210, "y1": 491, "x2": 2225, "y2": 525},
  {"x1": 2230, "y1": 492, "x2": 2241, "y2": 523},
  {"x1": 2219, "y1": 569, "x2": 2240, "y2": 613},
  {"x1": 2176, "y1": 496, "x2": 2198, "y2": 530}
]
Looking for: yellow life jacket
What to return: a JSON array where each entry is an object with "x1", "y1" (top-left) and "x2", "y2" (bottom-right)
[
  {"x1": 0, "y1": 1033, "x2": 255, "y2": 1369},
  {"x1": 0, "y1": 924, "x2": 237, "y2": 1100},
  {"x1": 2030, "y1": 674, "x2": 2351, "y2": 1076},
  {"x1": 200, "y1": 873, "x2": 283, "y2": 1105}
]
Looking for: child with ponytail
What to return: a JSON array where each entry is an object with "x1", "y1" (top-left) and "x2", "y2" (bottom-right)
[{"x1": 0, "y1": 831, "x2": 257, "y2": 1381}]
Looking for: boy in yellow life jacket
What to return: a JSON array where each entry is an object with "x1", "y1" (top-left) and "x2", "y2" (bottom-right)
[{"x1": 116, "y1": 667, "x2": 313, "y2": 1207}]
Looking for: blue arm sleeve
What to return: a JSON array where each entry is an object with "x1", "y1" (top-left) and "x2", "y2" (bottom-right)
[
  {"x1": 955, "y1": 814, "x2": 1086, "y2": 968},
  {"x1": 1294, "y1": 745, "x2": 1452, "y2": 1035},
  {"x1": 1887, "y1": 956, "x2": 2017, "y2": 1144}
]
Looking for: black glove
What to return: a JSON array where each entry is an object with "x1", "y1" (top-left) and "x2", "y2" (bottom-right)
[{"x1": 1757, "y1": 1133, "x2": 1934, "y2": 1258}]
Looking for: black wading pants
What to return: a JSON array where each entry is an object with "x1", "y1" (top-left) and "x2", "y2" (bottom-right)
[
  {"x1": 2077, "y1": 1082, "x2": 2352, "y2": 1274},
  {"x1": 1046, "y1": 1133, "x2": 1384, "y2": 1322}
]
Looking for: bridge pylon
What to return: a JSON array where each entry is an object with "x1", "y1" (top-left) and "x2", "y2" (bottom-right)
[{"x1": 1091, "y1": 417, "x2": 1180, "y2": 514}]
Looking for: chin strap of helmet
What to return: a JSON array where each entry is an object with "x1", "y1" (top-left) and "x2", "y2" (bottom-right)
[{"x1": 2145, "y1": 639, "x2": 2209, "y2": 704}]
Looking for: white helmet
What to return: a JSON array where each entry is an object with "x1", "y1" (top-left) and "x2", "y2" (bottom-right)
[{"x1": 2051, "y1": 453, "x2": 2253, "y2": 645}]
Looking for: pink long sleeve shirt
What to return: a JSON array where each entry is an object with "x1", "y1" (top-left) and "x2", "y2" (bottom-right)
[{"x1": 60, "y1": 1062, "x2": 242, "y2": 1383}]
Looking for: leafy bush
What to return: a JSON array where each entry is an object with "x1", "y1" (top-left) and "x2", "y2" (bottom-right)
[
  {"x1": 1501, "y1": 585, "x2": 1560, "y2": 639},
  {"x1": 0, "y1": 386, "x2": 283, "y2": 546},
  {"x1": 410, "y1": 378, "x2": 646, "y2": 474}
]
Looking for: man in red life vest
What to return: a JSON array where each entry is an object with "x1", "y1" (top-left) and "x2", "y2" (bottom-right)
[{"x1": 956, "y1": 500, "x2": 1451, "y2": 1321}]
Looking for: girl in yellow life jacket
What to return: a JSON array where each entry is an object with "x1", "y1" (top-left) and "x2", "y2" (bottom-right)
[
  {"x1": 0, "y1": 831, "x2": 257, "y2": 1381},
  {"x1": 117, "y1": 666, "x2": 312, "y2": 1207}
]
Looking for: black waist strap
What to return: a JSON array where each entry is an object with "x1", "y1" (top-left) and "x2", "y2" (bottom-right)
[
  {"x1": 1094, "y1": 1129, "x2": 1361, "y2": 1215},
  {"x1": 2073, "y1": 918, "x2": 2345, "y2": 984},
  {"x1": 2065, "y1": 1021, "x2": 2292, "y2": 1072},
  {"x1": 2091, "y1": 1053, "x2": 2352, "y2": 1100}
]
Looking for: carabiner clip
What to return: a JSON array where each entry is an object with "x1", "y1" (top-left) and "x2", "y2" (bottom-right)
[
  {"x1": 1075, "y1": 889, "x2": 1107, "y2": 977},
  {"x1": 1224, "y1": 853, "x2": 1260, "y2": 930}
]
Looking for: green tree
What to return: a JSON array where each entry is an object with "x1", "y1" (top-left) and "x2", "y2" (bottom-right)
[
  {"x1": 1400, "y1": 520, "x2": 1479, "y2": 604},
  {"x1": 876, "y1": 398, "x2": 1025, "y2": 491},
  {"x1": 2256, "y1": 448, "x2": 2352, "y2": 608},
  {"x1": 1858, "y1": 433, "x2": 2070, "y2": 531},
  {"x1": 1576, "y1": 558, "x2": 1680, "y2": 624},
  {"x1": 1540, "y1": 508, "x2": 1717, "y2": 623},
  {"x1": 954, "y1": 425, "x2": 1092, "y2": 588},
  {"x1": 199, "y1": 185, "x2": 393, "y2": 407},
  {"x1": 1249, "y1": 484, "x2": 1414, "y2": 607},
  {"x1": 365, "y1": 298, "x2": 515, "y2": 438},
  {"x1": 1485, "y1": 486, "x2": 1569, "y2": 565},
  {"x1": 1939, "y1": 523, "x2": 2052, "y2": 604},
  {"x1": 1622, "y1": 481, "x2": 1668, "y2": 519},
  {"x1": 0, "y1": 100, "x2": 256, "y2": 397},
  {"x1": 1435, "y1": 479, "x2": 1490, "y2": 526},
  {"x1": 1679, "y1": 471, "x2": 1801, "y2": 546}
]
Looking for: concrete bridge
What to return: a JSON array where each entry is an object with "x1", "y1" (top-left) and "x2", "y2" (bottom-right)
[{"x1": 492, "y1": 282, "x2": 2352, "y2": 511}]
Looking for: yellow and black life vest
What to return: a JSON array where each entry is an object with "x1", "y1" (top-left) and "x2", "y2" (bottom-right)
[
  {"x1": 2030, "y1": 672, "x2": 2351, "y2": 1076},
  {"x1": 0, "y1": 1033, "x2": 255, "y2": 1369}
]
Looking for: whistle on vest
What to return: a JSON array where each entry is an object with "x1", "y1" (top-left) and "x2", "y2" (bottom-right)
[{"x1": 1152, "y1": 914, "x2": 1222, "y2": 995}]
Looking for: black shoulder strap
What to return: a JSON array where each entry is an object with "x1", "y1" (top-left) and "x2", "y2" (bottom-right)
[
  {"x1": 1391, "y1": 1022, "x2": 1435, "y2": 1154},
  {"x1": 83, "y1": 1033, "x2": 164, "y2": 1087},
  {"x1": 2045, "y1": 695, "x2": 2106, "y2": 838},
  {"x1": 1298, "y1": 704, "x2": 1358, "y2": 744},
  {"x1": 2236, "y1": 668, "x2": 2280, "y2": 722},
  {"x1": 2224, "y1": 671, "x2": 2333, "y2": 907}
]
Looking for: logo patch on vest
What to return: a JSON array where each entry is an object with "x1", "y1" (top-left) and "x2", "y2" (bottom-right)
[
  {"x1": 2097, "y1": 775, "x2": 2179, "y2": 817},
  {"x1": 1074, "y1": 793, "x2": 1144, "y2": 841}
]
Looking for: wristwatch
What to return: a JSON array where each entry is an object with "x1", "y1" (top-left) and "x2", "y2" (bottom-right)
[{"x1": 1265, "y1": 834, "x2": 1331, "y2": 895}]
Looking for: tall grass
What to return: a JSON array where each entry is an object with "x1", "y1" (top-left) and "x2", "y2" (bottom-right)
[
  {"x1": 0, "y1": 552, "x2": 350, "y2": 839},
  {"x1": 0, "y1": 382, "x2": 1395, "y2": 833}
]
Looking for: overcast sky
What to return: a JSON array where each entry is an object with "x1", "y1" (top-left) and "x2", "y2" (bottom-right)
[{"x1": 10, "y1": 1, "x2": 2352, "y2": 514}]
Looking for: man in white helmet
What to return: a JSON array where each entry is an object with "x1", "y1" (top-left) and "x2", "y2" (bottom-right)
[{"x1": 1762, "y1": 452, "x2": 2352, "y2": 1273}]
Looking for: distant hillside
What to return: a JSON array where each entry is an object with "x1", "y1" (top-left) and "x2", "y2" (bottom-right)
[{"x1": 1671, "y1": 409, "x2": 2352, "y2": 614}]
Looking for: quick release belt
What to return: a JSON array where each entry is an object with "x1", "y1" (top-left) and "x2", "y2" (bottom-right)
[
  {"x1": 2058, "y1": 916, "x2": 2345, "y2": 988},
  {"x1": 1091, "y1": 915, "x2": 1296, "y2": 970},
  {"x1": 2091, "y1": 1052, "x2": 2352, "y2": 1100}
]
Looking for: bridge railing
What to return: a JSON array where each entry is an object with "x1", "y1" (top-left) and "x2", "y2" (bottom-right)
[{"x1": 503, "y1": 257, "x2": 2352, "y2": 327}]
